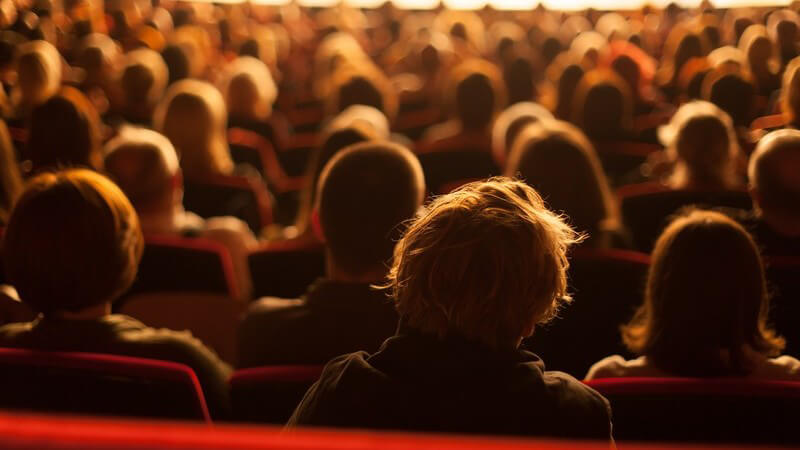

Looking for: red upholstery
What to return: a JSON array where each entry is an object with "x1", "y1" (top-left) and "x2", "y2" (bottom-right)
[
  {"x1": 228, "y1": 128, "x2": 306, "y2": 193},
  {"x1": 205, "y1": 174, "x2": 274, "y2": 228},
  {"x1": 0, "y1": 348, "x2": 211, "y2": 422},
  {"x1": 230, "y1": 365, "x2": 324, "y2": 424},
  {"x1": 128, "y1": 235, "x2": 240, "y2": 300},
  {"x1": 0, "y1": 410, "x2": 765, "y2": 450},
  {"x1": 585, "y1": 377, "x2": 800, "y2": 444}
]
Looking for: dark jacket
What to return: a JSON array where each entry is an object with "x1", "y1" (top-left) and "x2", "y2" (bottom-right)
[
  {"x1": 237, "y1": 279, "x2": 399, "y2": 368},
  {"x1": 0, "y1": 314, "x2": 232, "y2": 419},
  {"x1": 288, "y1": 328, "x2": 613, "y2": 440}
]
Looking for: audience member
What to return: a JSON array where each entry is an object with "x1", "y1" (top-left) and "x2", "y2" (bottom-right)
[
  {"x1": 238, "y1": 141, "x2": 424, "y2": 367},
  {"x1": 26, "y1": 86, "x2": 104, "y2": 173},
  {"x1": 587, "y1": 210, "x2": 797, "y2": 379},
  {"x1": 741, "y1": 129, "x2": 800, "y2": 256},
  {"x1": 289, "y1": 178, "x2": 612, "y2": 440},
  {"x1": 491, "y1": 101, "x2": 553, "y2": 168},
  {"x1": 103, "y1": 127, "x2": 257, "y2": 300},
  {"x1": 0, "y1": 169, "x2": 233, "y2": 418},
  {"x1": 10, "y1": 39, "x2": 60, "y2": 120},
  {"x1": 113, "y1": 47, "x2": 168, "y2": 126},
  {"x1": 506, "y1": 120, "x2": 627, "y2": 248}
]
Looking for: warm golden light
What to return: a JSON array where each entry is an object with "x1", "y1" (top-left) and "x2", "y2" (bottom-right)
[{"x1": 195, "y1": 0, "x2": 794, "y2": 9}]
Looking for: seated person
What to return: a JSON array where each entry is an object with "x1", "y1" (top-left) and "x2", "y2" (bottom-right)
[
  {"x1": 238, "y1": 141, "x2": 424, "y2": 367},
  {"x1": 288, "y1": 178, "x2": 612, "y2": 439},
  {"x1": 506, "y1": 119, "x2": 628, "y2": 249},
  {"x1": 420, "y1": 59, "x2": 505, "y2": 153},
  {"x1": 740, "y1": 129, "x2": 800, "y2": 256},
  {"x1": 586, "y1": 210, "x2": 798, "y2": 380},
  {"x1": 104, "y1": 127, "x2": 257, "y2": 300},
  {"x1": 0, "y1": 169, "x2": 232, "y2": 418}
]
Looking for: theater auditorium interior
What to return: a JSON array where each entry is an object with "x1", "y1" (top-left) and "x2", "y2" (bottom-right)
[{"x1": 0, "y1": 0, "x2": 799, "y2": 447}]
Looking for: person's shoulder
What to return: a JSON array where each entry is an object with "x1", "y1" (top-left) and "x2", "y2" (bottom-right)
[
  {"x1": 245, "y1": 296, "x2": 306, "y2": 317},
  {"x1": 760, "y1": 355, "x2": 800, "y2": 380},
  {"x1": 239, "y1": 297, "x2": 307, "y2": 340},
  {"x1": 585, "y1": 354, "x2": 641, "y2": 380},
  {"x1": 0, "y1": 320, "x2": 35, "y2": 342},
  {"x1": 538, "y1": 368, "x2": 613, "y2": 439},
  {"x1": 202, "y1": 217, "x2": 257, "y2": 243}
]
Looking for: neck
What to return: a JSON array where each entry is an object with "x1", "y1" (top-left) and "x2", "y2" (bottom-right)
[
  {"x1": 326, "y1": 252, "x2": 387, "y2": 284},
  {"x1": 53, "y1": 302, "x2": 111, "y2": 320},
  {"x1": 758, "y1": 210, "x2": 800, "y2": 237}
]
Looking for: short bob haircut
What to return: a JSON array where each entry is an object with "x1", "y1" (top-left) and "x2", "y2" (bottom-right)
[
  {"x1": 622, "y1": 210, "x2": 784, "y2": 377},
  {"x1": 153, "y1": 79, "x2": 233, "y2": 178},
  {"x1": 221, "y1": 56, "x2": 278, "y2": 122},
  {"x1": 317, "y1": 141, "x2": 425, "y2": 276},
  {"x1": 3, "y1": 169, "x2": 144, "y2": 315},
  {"x1": 384, "y1": 177, "x2": 581, "y2": 349},
  {"x1": 13, "y1": 40, "x2": 61, "y2": 114}
]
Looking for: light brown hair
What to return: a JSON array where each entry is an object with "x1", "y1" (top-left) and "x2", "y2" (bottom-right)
[{"x1": 384, "y1": 177, "x2": 581, "y2": 349}]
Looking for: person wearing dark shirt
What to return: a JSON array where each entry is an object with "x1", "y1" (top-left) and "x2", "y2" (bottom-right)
[
  {"x1": 237, "y1": 141, "x2": 425, "y2": 368},
  {"x1": 0, "y1": 169, "x2": 232, "y2": 418},
  {"x1": 745, "y1": 129, "x2": 800, "y2": 257},
  {"x1": 288, "y1": 178, "x2": 613, "y2": 440}
]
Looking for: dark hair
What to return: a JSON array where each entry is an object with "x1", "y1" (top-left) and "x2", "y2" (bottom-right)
[
  {"x1": 317, "y1": 141, "x2": 424, "y2": 276},
  {"x1": 3, "y1": 169, "x2": 144, "y2": 314},
  {"x1": 504, "y1": 57, "x2": 534, "y2": 105},
  {"x1": 161, "y1": 44, "x2": 190, "y2": 85},
  {"x1": 622, "y1": 210, "x2": 784, "y2": 376},
  {"x1": 703, "y1": 69, "x2": 755, "y2": 127},
  {"x1": 27, "y1": 87, "x2": 103, "y2": 173}
]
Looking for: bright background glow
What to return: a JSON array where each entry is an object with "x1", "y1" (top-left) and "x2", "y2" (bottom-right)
[{"x1": 208, "y1": 0, "x2": 793, "y2": 9}]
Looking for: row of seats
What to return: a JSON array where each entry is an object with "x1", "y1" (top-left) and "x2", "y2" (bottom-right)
[{"x1": 2, "y1": 347, "x2": 798, "y2": 444}]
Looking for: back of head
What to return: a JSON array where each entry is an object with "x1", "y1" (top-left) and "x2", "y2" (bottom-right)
[
  {"x1": 571, "y1": 70, "x2": 633, "y2": 140},
  {"x1": 120, "y1": 48, "x2": 168, "y2": 113},
  {"x1": 222, "y1": 56, "x2": 277, "y2": 122},
  {"x1": 446, "y1": 59, "x2": 504, "y2": 131},
  {"x1": 15, "y1": 39, "x2": 61, "y2": 110},
  {"x1": 749, "y1": 129, "x2": 800, "y2": 223},
  {"x1": 659, "y1": 101, "x2": 738, "y2": 189},
  {"x1": 702, "y1": 68, "x2": 755, "y2": 128},
  {"x1": 506, "y1": 120, "x2": 617, "y2": 241},
  {"x1": 27, "y1": 86, "x2": 103, "y2": 173},
  {"x1": 781, "y1": 56, "x2": 800, "y2": 124},
  {"x1": 161, "y1": 44, "x2": 190, "y2": 85},
  {"x1": 104, "y1": 127, "x2": 179, "y2": 213},
  {"x1": 3, "y1": 169, "x2": 144, "y2": 315},
  {"x1": 153, "y1": 79, "x2": 232, "y2": 178},
  {"x1": 503, "y1": 57, "x2": 534, "y2": 105},
  {"x1": 623, "y1": 210, "x2": 782, "y2": 376},
  {"x1": 385, "y1": 177, "x2": 580, "y2": 349},
  {"x1": 317, "y1": 141, "x2": 424, "y2": 277},
  {"x1": 491, "y1": 102, "x2": 553, "y2": 167}
]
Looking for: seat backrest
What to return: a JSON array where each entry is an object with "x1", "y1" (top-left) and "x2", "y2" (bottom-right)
[
  {"x1": 0, "y1": 348, "x2": 211, "y2": 422},
  {"x1": 619, "y1": 185, "x2": 753, "y2": 251},
  {"x1": 585, "y1": 377, "x2": 800, "y2": 444},
  {"x1": 765, "y1": 257, "x2": 800, "y2": 357},
  {"x1": 125, "y1": 235, "x2": 240, "y2": 301},
  {"x1": 416, "y1": 150, "x2": 499, "y2": 197},
  {"x1": 119, "y1": 292, "x2": 244, "y2": 366},
  {"x1": 230, "y1": 365, "x2": 324, "y2": 424},
  {"x1": 527, "y1": 248, "x2": 649, "y2": 378},
  {"x1": 183, "y1": 174, "x2": 273, "y2": 234},
  {"x1": 248, "y1": 239, "x2": 325, "y2": 299}
]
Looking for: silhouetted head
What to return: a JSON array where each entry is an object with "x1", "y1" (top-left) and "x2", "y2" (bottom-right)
[
  {"x1": 317, "y1": 141, "x2": 424, "y2": 279},
  {"x1": 748, "y1": 129, "x2": 800, "y2": 227},
  {"x1": 623, "y1": 210, "x2": 783, "y2": 376},
  {"x1": 3, "y1": 169, "x2": 144, "y2": 315}
]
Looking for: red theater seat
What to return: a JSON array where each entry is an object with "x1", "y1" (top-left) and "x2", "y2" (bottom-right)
[
  {"x1": 0, "y1": 410, "x2": 760, "y2": 450},
  {"x1": 228, "y1": 128, "x2": 306, "y2": 193},
  {"x1": 248, "y1": 238, "x2": 325, "y2": 299},
  {"x1": 618, "y1": 183, "x2": 753, "y2": 251},
  {"x1": 585, "y1": 377, "x2": 800, "y2": 444},
  {"x1": 230, "y1": 365, "x2": 324, "y2": 424},
  {"x1": 183, "y1": 174, "x2": 274, "y2": 234},
  {"x1": 0, "y1": 348, "x2": 211, "y2": 422},
  {"x1": 526, "y1": 249, "x2": 649, "y2": 378},
  {"x1": 124, "y1": 235, "x2": 241, "y2": 301}
]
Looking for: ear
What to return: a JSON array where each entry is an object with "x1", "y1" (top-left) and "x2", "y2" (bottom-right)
[{"x1": 311, "y1": 208, "x2": 326, "y2": 243}]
